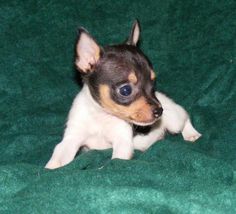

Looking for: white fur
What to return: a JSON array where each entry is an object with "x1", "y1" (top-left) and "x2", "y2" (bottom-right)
[{"x1": 45, "y1": 85, "x2": 201, "y2": 169}]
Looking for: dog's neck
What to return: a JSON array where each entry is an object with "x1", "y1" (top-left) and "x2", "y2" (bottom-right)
[{"x1": 81, "y1": 84, "x2": 102, "y2": 110}]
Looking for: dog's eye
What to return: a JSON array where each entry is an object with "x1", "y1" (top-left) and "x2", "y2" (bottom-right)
[{"x1": 118, "y1": 84, "x2": 132, "y2": 96}]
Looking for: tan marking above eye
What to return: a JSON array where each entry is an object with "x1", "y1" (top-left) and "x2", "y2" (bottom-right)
[
  {"x1": 128, "y1": 71, "x2": 138, "y2": 84},
  {"x1": 99, "y1": 84, "x2": 154, "y2": 123},
  {"x1": 150, "y1": 70, "x2": 156, "y2": 80}
]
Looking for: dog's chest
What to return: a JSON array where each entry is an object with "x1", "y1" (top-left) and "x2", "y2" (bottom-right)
[
  {"x1": 78, "y1": 102, "x2": 117, "y2": 149},
  {"x1": 82, "y1": 112, "x2": 117, "y2": 150}
]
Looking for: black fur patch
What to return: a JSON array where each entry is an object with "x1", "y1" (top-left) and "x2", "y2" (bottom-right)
[{"x1": 133, "y1": 125, "x2": 152, "y2": 136}]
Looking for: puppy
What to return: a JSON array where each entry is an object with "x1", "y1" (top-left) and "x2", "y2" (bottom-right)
[{"x1": 45, "y1": 21, "x2": 201, "y2": 169}]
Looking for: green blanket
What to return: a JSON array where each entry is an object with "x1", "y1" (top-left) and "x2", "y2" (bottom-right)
[{"x1": 1, "y1": 0, "x2": 235, "y2": 213}]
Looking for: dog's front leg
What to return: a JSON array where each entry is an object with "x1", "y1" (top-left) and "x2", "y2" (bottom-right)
[
  {"x1": 45, "y1": 122, "x2": 87, "y2": 169},
  {"x1": 155, "y1": 92, "x2": 201, "y2": 141},
  {"x1": 45, "y1": 94, "x2": 88, "y2": 169},
  {"x1": 107, "y1": 121, "x2": 134, "y2": 160},
  {"x1": 133, "y1": 126, "x2": 165, "y2": 151},
  {"x1": 45, "y1": 135, "x2": 85, "y2": 170}
]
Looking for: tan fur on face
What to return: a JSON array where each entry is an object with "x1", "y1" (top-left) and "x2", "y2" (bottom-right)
[
  {"x1": 150, "y1": 70, "x2": 156, "y2": 80},
  {"x1": 128, "y1": 72, "x2": 137, "y2": 84},
  {"x1": 99, "y1": 84, "x2": 154, "y2": 123}
]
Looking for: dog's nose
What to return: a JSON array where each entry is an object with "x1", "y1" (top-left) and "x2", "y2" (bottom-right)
[{"x1": 153, "y1": 107, "x2": 163, "y2": 118}]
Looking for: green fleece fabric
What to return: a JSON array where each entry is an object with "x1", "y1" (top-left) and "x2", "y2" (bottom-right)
[{"x1": 0, "y1": 0, "x2": 236, "y2": 213}]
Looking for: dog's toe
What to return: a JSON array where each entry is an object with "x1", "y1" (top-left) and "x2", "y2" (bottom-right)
[
  {"x1": 183, "y1": 132, "x2": 202, "y2": 142},
  {"x1": 45, "y1": 160, "x2": 62, "y2": 169}
]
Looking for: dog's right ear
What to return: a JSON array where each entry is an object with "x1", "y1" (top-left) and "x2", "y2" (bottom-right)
[{"x1": 75, "y1": 28, "x2": 101, "y2": 73}]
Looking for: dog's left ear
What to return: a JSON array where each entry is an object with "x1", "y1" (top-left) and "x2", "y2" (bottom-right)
[
  {"x1": 75, "y1": 28, "x2": 101, "y2": 73},
  {"x1": 126, "y1": 20, "x2": 140, "y2": 46}
]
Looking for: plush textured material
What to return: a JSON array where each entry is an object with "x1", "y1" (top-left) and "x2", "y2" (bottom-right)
[{"x1": 0, "y1": 0, "x2": 235, "y2": 213}]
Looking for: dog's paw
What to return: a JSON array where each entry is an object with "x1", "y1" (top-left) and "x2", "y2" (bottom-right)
[
  {"x1": 182, "y1": 119, "x2": 202, "y2": 142},
  {"x1": 183, "y1": 132, "x2": 202, "y2": 142},
  {"x1": 45, "y1": 159, "x2": 62, "y2": 169}
]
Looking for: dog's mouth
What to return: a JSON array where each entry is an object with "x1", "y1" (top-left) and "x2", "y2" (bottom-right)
[{"x1": 129, "y1": 118, "x2": 159, "y2": 127}]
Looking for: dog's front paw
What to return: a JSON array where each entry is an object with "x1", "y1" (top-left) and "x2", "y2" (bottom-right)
[
  {"x1": 45, "y1": 141, "x2": 77, "y2": 169},
  {"x1": 182, "y1": 119, "x2": 202, "y2": 142},
  {"x1": 45, "y1": 159, "x2": 62, "y2": 169}
]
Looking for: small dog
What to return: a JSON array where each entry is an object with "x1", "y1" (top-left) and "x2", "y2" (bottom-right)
[{"x1": 45, "y1": 21, "x2": 201, "y2": 169}]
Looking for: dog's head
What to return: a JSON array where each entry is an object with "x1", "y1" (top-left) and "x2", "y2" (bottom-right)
[{"x1": 75, "y1": 20, "x2": 163, "y2": 126}]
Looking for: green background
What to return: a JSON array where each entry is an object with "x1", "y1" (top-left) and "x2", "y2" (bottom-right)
[{"x1": 0, "y1": 0, "x2": 235, "y2": 213}]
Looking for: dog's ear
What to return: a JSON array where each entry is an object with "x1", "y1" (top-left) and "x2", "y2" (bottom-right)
[
  {"x1": 75, "y1": 28, "x2": 101, "y2": 73},
  {"x1": 126, "y1": 20, "x2": 140, "y2": 46}
]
